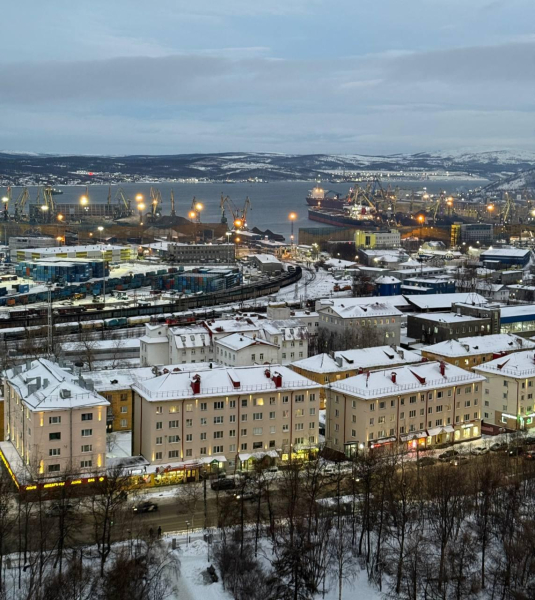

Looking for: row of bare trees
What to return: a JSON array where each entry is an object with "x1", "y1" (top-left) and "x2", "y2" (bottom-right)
[
  {"x1": 0, "y1": 468, "x2": 179, "y2": 600},
  {"x1": 201, "y1": 448, "x2": 535, "y2": 600}
]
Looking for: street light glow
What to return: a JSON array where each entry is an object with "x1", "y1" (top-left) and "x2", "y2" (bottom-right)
[
  {"x1": 138, "y1": 203, "x2": 146, "y2": 211},
  {"x1": 135, "y1": 194, "x2": 143, "y2": 201},
  {"x1": 57, "y1": 214, "x2": 64, "y2": 221},
  {"x1": 289, "y1": 212, "x2": 297, "y2": 220},
  {"x1": 80, "y1": 196, "x2": 89, "y2": 206},
  {"x1": 1, "y1": 197, "x2": 8, "y2": 204},
  {"x1": 189, "y1": 211, "x2": 196, "y2": 219},
  {"x1": 98, "y1": 226, "x2": 104, "y2": 232},
  {"x1": 195, "y1": 203, "x2": 203, "y2": 211},
  {"x1": 41, "y1": 205, "x2": 49, "y2": 211}
]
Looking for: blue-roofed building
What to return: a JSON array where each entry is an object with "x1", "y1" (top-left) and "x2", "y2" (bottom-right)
[{"x1": 480, "y1": 248, "x2": 532, "y2": 269}]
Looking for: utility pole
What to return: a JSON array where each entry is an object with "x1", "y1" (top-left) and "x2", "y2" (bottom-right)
[{"x1": 47, "y1": 283, "x2": 53, "y2": 358}]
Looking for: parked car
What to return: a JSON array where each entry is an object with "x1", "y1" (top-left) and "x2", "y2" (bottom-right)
[
  {"x1": 450, "y1": 455, "x2": 469, "y2": 467},
  {"x1": 508, "y1": 445, "x2": 524, "y2": 457},
  {"x1": 417, "y1": 456, "x2": 437, "y2": 467},
  {"x1": 471, "y1": 447, "x2": 489, "y2": 456},
  {"x1": 438, "y1": 449, "x2": 459, "y2": 462},
  {"x1": 133, "y1": 502, "x2": 159, "y2": 514},
  {"x1": 234, "y1": 489, "x2": 260, "y2": 502},
  {"x1": 46, "y1": 503, "x2": 74, "y2": 518},
  {"x1": 211, "y1": 478, "x2": 236, "y2": 491},
  {"x1": 490, "y1": 442, "x2": 508, "y2": 452}
]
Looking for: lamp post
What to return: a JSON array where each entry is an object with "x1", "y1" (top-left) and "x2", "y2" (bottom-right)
[
  {"x1": 137, "y1": 202, "x2": 146, "y2": 225},
  {"x1": 1, "y1": 197, "x2": 8, "y2": 221},
  {"x1": 186, "y1": 521, "x2": 190, "y2": 546},
  {"x1": 226, "y1": 231, "x2": 232, "y2": 263},
  {"x1": 98, "y1": 226, "x2": 104, "y2": 244},
  {"x1": 418, "y1": 215, "x2": 424, "y2": 240},
  {"x1": 289, "y1": 212, "x2": 297, "y2": 255}
]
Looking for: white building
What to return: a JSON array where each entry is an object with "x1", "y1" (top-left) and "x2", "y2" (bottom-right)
[
  {"x1": 250, "y1": 254, "x2": 283, "y2": 273},
  {"x1": 140, "y1": 324, "x2": 214, "y2": 366},
  {"x1": 14, "y1": 244, "x2": 135, "y2": 263},
  {"x1": 215, "y1": 334, "x2": 279, "y2": 367}
]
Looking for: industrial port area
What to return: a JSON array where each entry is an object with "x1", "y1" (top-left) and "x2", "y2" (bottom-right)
[{"x1": 4, "y1": 0, "x2": 535, "y2": 598}]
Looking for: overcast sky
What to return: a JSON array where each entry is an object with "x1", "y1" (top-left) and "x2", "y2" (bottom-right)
[{"x1": 1, "y1": 0, "x2": 534, "y2": 155}]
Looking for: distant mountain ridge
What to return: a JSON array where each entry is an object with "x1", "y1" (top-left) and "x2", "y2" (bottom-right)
[{"x1": 2, "y1": 150, "x2": 535, "y2": 185}]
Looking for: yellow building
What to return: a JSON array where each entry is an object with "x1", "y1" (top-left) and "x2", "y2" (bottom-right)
[
  {"x1": 421, "y1": 334, "x2": 534, "y2": 371},
  {"x1": 354, "y1": 229, "x2": 401, "y2": 249}
]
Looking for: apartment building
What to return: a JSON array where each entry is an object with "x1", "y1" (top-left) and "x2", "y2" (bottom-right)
[
  {"x1": 316, "y1": 298, "x2": 402, "y2": 345},
  {"x1": 140, "y1": 324, "x2": 214, "y2": 366},
  {"x1": 474, "y1": 351, "x2": 535, "y2": 432},
  {"x1": 132, "y1": 365, "x2": 321, "y2": 471},
  {"x1": 407, "y1": 313, "x2": 492, "y2": 345},
  {"x1": 325, "y1": 361, "x2": 485, "y2": 457},
  {"x1": 167, "y1": 243, "x2": 235, "y2": 264},
  {"x1": 215, "y1": 334, "x2": 279, "y2": 367},
  {"x1": 422, "y1": 334, "x2": 535, "y2": 370},
  {"x1": 4, "y1": 359, "x2": 109, "y2": 478}
]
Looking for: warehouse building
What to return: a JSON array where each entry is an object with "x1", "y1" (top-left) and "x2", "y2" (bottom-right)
[
  {"x1": 480, "y1": 247, "x2": 532, "y2": 269},
  {"x1": 14, "y1": 244, "x2": 135, "y2": 264},
  {"x1": 168, "y1": 243, "x2": 235, "y2": 264}
]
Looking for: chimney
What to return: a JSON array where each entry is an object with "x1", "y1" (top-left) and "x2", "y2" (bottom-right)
[
  {"x1": 358, "y1": 367, "x2": 364, "y2": 374},
  {"x1": 335, "y1": 356, "x2": 343, "y2": 368},
  {"x1": 265, "y1": 369, "x2": 271, "y2": 379},
  {"x1": 391, "y1": 372, "x2": 397, "y2": 383},
  {"x1": 272, "y1": 372, "x2": 283, "y2": 388},
  {"x1": 43, "y1": 378, "x2": 49, "y2": 389},
  {"x1": 60, "y1": 388, "x2": 71, "y2": 399},
  {"x1": 191, "y1": 374, "x2": 201, "y2": 395},
  {"x1": 25, "y1": 359, "x2": 32, "y2": 371},
  {"x1": 33, "y1": 377, "x2": 41, "y2": 390},
  {"x1": 439, "y1": 362, "x2": 446, "y2": 377},
  {"x1": 27, "y1": 383, "x2": 37, "y2": 395}
]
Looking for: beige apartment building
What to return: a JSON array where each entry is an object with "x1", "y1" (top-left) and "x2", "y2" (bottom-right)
[
  {"x1": 132, "y1": 365, "x2": 321, "y2": 471},
  {"x1": 474, "y1": 350, "x2": 535, "y2": 432},
  {"x1": 325, "y1": 361, "x2": 485, "y2": 457},
  {"x1": 4, "y1": 359, "x2": 109, "y2": 478}
]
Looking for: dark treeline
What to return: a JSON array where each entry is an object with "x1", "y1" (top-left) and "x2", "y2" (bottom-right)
[{"x1": 206, "y1": 448, "x2": 535, "y2": 600}]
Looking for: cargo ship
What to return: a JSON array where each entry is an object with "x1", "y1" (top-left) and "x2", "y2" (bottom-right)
[
  {"x1": 308, "y1": 204, "x2": 383, "y2": 228},
  {"x1": 306, "y1": 186, "x2": 347, "y2": 209}
]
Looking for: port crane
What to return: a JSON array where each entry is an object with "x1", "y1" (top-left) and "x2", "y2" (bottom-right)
[
  {"x1": 149, "y1": 187, "x2": 162, "y2": 221},
  {"x1": 114, "y1": 187, "x2": 132, "y2": 219},
  {"x1": 220, "y1": 195, "x2": 252, "y2": 229},
  {"x1": 13, "y1": 188, "x2": 30, "y2": 221}
]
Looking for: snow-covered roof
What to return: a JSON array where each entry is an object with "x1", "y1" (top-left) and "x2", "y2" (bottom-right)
[
  {"x1": 481, "y1": 248, "x2": 531, "y2": 258},
  {"x1": 324, "y1": 258, "x2": 357, "y2": 268},
  {"x1": 6, "y1": 358, "x2": 109, "y2": 411},
  {"x1": 204, "y1": 317, "x2": 261, "y2": 336},
  {"x1": 474, "y1": 350, "x2": 535, "y2": 378},
  {"x1": 61, "y1": 338, "x2": 140, "y2": 351},
  {"x1": 423, "y1": 334, "x2": 534, "y2": 358},
  {"x1": 405, "y1": 293, "x2": 488, "y2": 310},
  {"x1": 291, "y1": 345, "x2": 421, "y2": 374},
  {"x1": 317, "y1": 295, "x2": 410, "y2": 310},
  {"x1": 330, "y1": 361, "x2": 485, "y2": 399},
  {"x1": 318, "y1": 299, "x2": 402, "y2": 319},
  {"x1": 171, "y1": 326, "x2": 211, "y2": 350},
  {"x1": 133, "y1": 365, "x2": 321, "y2": 401},
  {"x1": 215, "y1": 333, "x2": 277, "y2": 352},
  {"x1": 23, "y1": 244, "x2": 126, "y2": 255},
  {"x1": 251, "y1": 254, "x2": 282, "y2": 264},
  {"x1": 375, "y1": 276, "x2": 401, "y2": 284},
  {"x1": 413, "y1": 313, "x2": 484, "y2": 324},
  {"x1": 500, "y1": 304, "x2": 535, "y2": 319}
]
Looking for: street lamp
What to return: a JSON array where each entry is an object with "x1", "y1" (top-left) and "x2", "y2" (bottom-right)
[
  {"x1": 417, "y1": 214, "x2": 424, "y2": 240},
  {"x1": 135, "y1": 194, "x2": 143, "y2": 202},
  {"x1": 98, "y1": 226, "x2": 104, "y2": 243},
  {"x1": 186, "y1": 521, "x2": 190, "y2": 546},
  {"x1": 80, "y1": 195, "x2": 89, "y2": 206},
  {"x1": 226, "y1": 231, "x2": 232, "y2": 263},
  {"x1": 289, "y1": 212, "x2": 297, "y2": 252},
  {"x1": 138, "y1": 202, "x2": 146, "y2": 224}
]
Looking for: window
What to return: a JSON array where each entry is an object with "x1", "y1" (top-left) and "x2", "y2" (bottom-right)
[
  {"x1": 270, "y1": 397, "x2": 276, "y2": 405},
  {"x1": 81, "y1": 413, "x2": 93, "y2": 421},
  {"x1": 185, "y1": 434, "x2": 192, "y2": 442},
  {"x1": 214, "y1": 401, "x2": 224, "y2": 410},
  {"x1": 229, "y1": 400, "x2": 236, "y2": 408},
  {"x1": 241, "y1": 443, "x2": 248, "y2": 451},
  {"x1": 156, "y1": 407, "x2": 163, "y2": 414},
  {"x1": 213, "y1": 445, "x2": 224, "y2": 453},
  {"x1": 81, "y1": 444, "x2": 92, "y2": 453},
  {"x1": 436, "y1": 405, "x2": 443, "y2": 413},
  {"x1": 186, "y1": 404, "x2": 193, "y2": 412},
  {"x1": 241, "y1": 399, "x2": 248, "y2": 407},
  {"x1": 169, "y1": 420, "x2": 179, "y2": 428},
  {"x1": 310, "y1": 408, "x2": 316, "y2": 415},
  {"x1": 410, "y1": 396, "x2": 416, "y2": 404},
  {"x1": 214, "y1": 431, "x2": 224, "y2": 439},
  {"x1": 200, "y1": 402, "x2": 207, "y2": 411},
  {"x1": 253, "y1": 413, "x2": 263, "y2": 420},
  {"x1": 49, "y1": 416, "x2": 61, "y2": 425},
  {"x1": 156, "y1": 422, "x2": 162, "y2": 430},
  {"x1": 120, "y1": 419, "x2": 127, "y2": 428},
  {"x1": 120, "y1": 407, "x2": 127, "y2": 414},
  {"x1": 369, "y1": 403, "x2": 375, "y2": 411},
  {"x1": 269, "y1": 411, "x2": 276, "y2": 419},
  {"x1": 296, "y1": 409, "x2": 304, "y2": 417},
  {"x1": 253, "y1": 427, "x2": 263, "y2": 435},
  {"x1": 229, "y1": 429, "x2": 236, "y2": 437},
  {"x1": 295, "y1": 394, "x2": 304, "y2": 403},
  {"x1": 214, "y1": 416, "x2": 224, "y2": 424},
  {"x1": 282, "y1": 396, "x2": 289, "y2": 404},
  {"x1": 200, "y1": 432, "x2": 207, "y2": 441},
  {"x1": 229, "y1": 415, "x2": 236, "y2": 423},
  {"x1": 241, "y1": 428, "x2": 247, "y2": 436},
  {"x1": 310, "y1": 393, "x2": 316, "y2": 402},
  {"x1": 155, "y1": 452, "x2": 162, "y2": 460},
  {"x1": 48, "y1": 464, "x2": 61, "y2": 473},
  {"x1": 253, "y1": 398, "x2": 264, "y2": 406},
  {"x1": 49, "y1": 448, "x2": 60, "y2": 456},
  {"x1": 295, "y1": 423, "x2": 304, "y2": 431},
  {"x1": 379, "y1": 401, "x2": 385, "y2": 409},
  {"x1": 409, "y1": 410, "x2": 416, "y2": 418},
  {"x1": 49, "y1": 432, "x2": 61, "y2": 441},
  {"x1": 200, "y1": 418, "x2": 207, "y2": 426},
  {"x1": 186, "y1": 419, "x2": 192, "y2": 427},
  {"x1": 400, "y1": 412, "x2": 405, "y2": 419},
  {"x1": 156, "y1": 437, "x2": 163, "y2": 445},
  {"x1": 169, "y1": 450, "x2": 179, "y2": 458},
  {"x1": 241, "y1": 414, "x2": 248, "y2": 422},
  {"x1": 80, "y1": 460, "x2": 92, "y2": 468},
  {"x1": 81, "y1": 429, "x2": 92, "y2": 437}
]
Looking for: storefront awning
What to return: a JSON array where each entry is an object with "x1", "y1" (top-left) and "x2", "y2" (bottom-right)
[
  {"x1": 370, "y1": 436, "x2": 397, "y2": 446},
  {"x1": 238, "y1": 450, "x2": 279, "y2": 462},
  {"x1": 427, "y1": 425, "x2": 454, "y2": 437},
  {"x1": 400, "y1": 431, "x2": 428, "y2": 442}
]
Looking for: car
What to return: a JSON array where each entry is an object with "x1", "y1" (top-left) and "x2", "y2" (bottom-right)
[
  {"x1": 417, "y1": 456, "x2": 437, "y2": 467},
  {"x1": 490, "y1": 442, "x2": 508, "y2": 452},
  {"x1": 133, "y1": 502, "x2": 159, "y2": 514},
  {"x1": 507, "y1": 446, "x2": 524, "y2": 457},
  {"x1": 266, "y1": 466, "x2": 279, "y2": 474},
  {"x1": 524, "y1": 450, "x2": 535, "y2": 460},
  {"x1": 438, "y1": 449, "x2": 459, "y2": 462},
  {"x1": 211, "y1": 478, "x2": 236, "y2": 491},
  {"x1": 46, "y1": 502, "x2": 74, "y2": 518},
  {"x1": 450, "y1": 455, "x2": 469, "y2": 467},
  {"x1": 470, "y1": 447, "x2": 489, "y2": 456},
  {"x1": 234, "y1": 490, "x2": 260, "y2": 502}
]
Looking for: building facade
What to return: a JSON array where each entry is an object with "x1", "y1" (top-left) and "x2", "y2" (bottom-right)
[
  {"x1": 325, "y1": 361, "x2": 485, "y2": 457},
  {"x1": 168, "y1": 243, "x2": 235, "y2": 264},
  {"x1": 354, "y1": 229, "x2": 401, "y2": 249},
  {"x1": 4, "y1": 359, "x2": 109, "y2": 478},
  {"x1": 132, "y1": 365, "x2": 321, "y2": 471}
]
